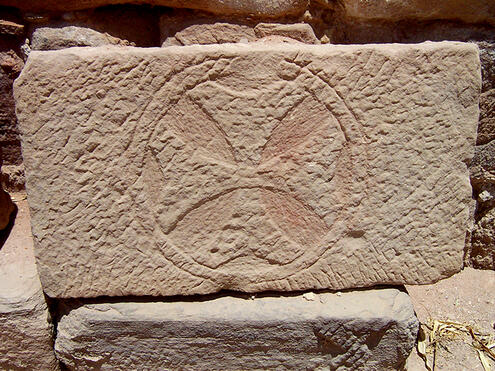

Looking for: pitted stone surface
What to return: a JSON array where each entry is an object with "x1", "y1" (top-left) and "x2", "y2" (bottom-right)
[
  {"x1": 55, "y1": 289, "x2": 418, "y2": 370},
  {"x1": 14, "y1": 42, "x2": 479, "y2": 298}
]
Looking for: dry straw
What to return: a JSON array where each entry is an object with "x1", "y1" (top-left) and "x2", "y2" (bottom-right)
[{"x1": 417, "y1": 319, "x2": 495, "y2": 371}]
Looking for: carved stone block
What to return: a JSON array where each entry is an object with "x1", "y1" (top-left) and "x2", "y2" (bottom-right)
[
  {"x1": 14, "y1": 42, "x2": 480, "y2": 297},
  {"x1": 55, "y1": 289, "x2": 418, "y2": 370}
]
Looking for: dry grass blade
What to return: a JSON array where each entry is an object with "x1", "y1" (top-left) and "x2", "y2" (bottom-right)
[
  {"x1": 417, "y1": 326, "x2": 433, "y2": 371},
  {"x1": 470, "y1": 328, "x2": 495, "y2": 361},
  {"x1": 430, "y1": 320, "x2": 439, "y2": 343},
  {"x1": 419, "y1": 319, "x2": 495, "y2": 371},
  {"x1": 478, "y1": 349, "x2": 492, "y2": 371}
]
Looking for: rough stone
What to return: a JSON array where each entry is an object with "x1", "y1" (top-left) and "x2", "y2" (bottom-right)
[
  {"x1": 469, "y1": 140, "x2": 495, "y2": 270},
  {"x1": 160, "y1": 19, "x2": 318, "y2": 46},
  {"x1": 0, "y1": 199, "x2": 59, "y2": 370},
  {"x1": 478, "y1": 90, "x2": 495, "y2": 146},
  {"x1": 161, "y1": 20, "x2": 257, "y2": 46},
  {"x1": 471, "y1": 207, "x2": 495, "y2": 269},
  {"x1": 339, "y1": 0, "x2": 495, "y2": 25},
  {"x1": 470, "y1": 140, "x2": 495, "y2": 192},
  {"x1": 254, "y1": 22, "x2": 319, "y2": 44},
  {"x1": 31, "y1": 25, "x2": 130, "y2": 50},
  {"x1": 14, "y1": 42, "x2": 480, "y2": 298},
  {"x1": 0, "y1": 37, "x2": 24, "y2": 166},
  {"x1": 320, "y1": 18, "x2": 494, "y2": 272},
  {"x1": 55, "y1": 288, "x2": 418, "y2": 370},
  {"x1": 0, "y1": 163, "x2": 25, "y2": 191},
  {"x1": 32, "y1": 6, "x2": 160, "y2": 48},
  {"x1": 326, "y1": 19, "x2": 495, "y2": 49},
  {"x1": 0, "y1": 20, "x2": 23, "y2": 36},
  {"x1": 478, "y1": 42, "x2": 495, "y2": 93},
  {"x1": 159, "y1": 10, "x2": 257, "y2": 46},
  {"x1": 0, "y1": 0, "x2": 308, "y2": 18}
]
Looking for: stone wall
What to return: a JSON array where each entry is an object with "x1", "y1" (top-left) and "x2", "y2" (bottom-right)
[
  {"x1": 0, "y1": 9, "x2": 24, "y2": 167},
  {"x1": 0, "y1": 0, "x2": 493, "y2": 369}
]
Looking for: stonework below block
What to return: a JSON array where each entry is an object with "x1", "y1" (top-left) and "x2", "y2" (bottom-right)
[
  {"x1": 14, "y1": 42, "x2": 480, "y2": 298},
  {"x1": 55, "y1": 289, "x2": 418, "y2": 370},
  {"x1": 0, "y1": 199, "x2": 59, "y2": 370}
]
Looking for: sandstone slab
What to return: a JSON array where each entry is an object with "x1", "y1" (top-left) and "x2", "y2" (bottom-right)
[
  {"x1": 0, "y1": 0, "x2": 307, "y2": 17},
  {"x1": 160, "y1": 19, "x2": 318, "y2": 46},
  {"x1": 30, "y1": 6, "x2": 160, "y2": 48},
  {"x1": 14, "y1": 42, "x2": 479, "y2": 298},
  {"x1": 161, "y1": 20, "x2": 257, "y2": 46},
  {"x1": 0, "y1": 199, "x2": 59, "y2": 370},
  {"x1": 254, "y1": 22, "x2": 319, "y2": 44},
  {"x1": 340, "y1": 0, "x2": 495, "y2": 26},
  {"x1": 55, "y1": 288, "x2": 418, "y2": 370},
  {"x1": 31, "y1": 25, "x2": 130, "y2": 50}
]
